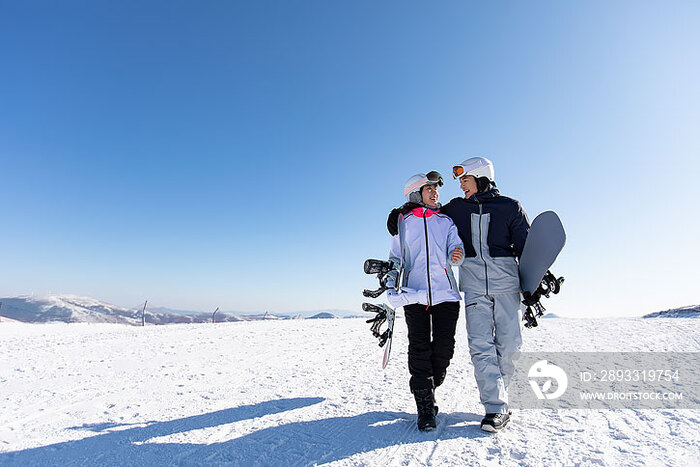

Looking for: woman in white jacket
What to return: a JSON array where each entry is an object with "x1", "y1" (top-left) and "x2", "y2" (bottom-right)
[{"x1": 386, "y1": 171, "x2": 464, "y2": 431}]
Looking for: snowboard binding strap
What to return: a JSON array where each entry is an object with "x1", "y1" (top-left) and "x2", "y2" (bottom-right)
[
  {"x1": 362, "y1": 259, "x2": 397, "y2": 298},
  {"x1": 522, "y1": 270, "x2": 564, "y2": 328},
  {"x1": 362, "y1": 302, "x2": 393, "y2": 348}
]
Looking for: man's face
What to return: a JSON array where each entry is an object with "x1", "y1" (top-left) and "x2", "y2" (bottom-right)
[
  {"x1": 421, "y1": 184, "x2": 439, "y2": 207},
  {"x1": 460, "y1": 175, "x2": 478, "y2": 198}
]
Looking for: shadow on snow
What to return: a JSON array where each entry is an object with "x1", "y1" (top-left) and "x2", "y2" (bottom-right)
[{"x1": 0, "y1": 397, "x2": 487, "y2": 466}]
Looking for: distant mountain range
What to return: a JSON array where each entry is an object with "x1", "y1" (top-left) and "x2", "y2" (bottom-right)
[
  {"x1": 643, "y1": 305, "x2": 700, "y2": 318},
  {"x1": 0, "y1": 295, "x2": 360, "y2": 325},
  {"x1": 2, "y1": 295, "x2": 698, "y2": 325}
]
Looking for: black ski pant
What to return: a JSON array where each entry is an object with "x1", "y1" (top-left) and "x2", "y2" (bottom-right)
[{"x1": 404, "y1": 301, "x2": 460, "y2": 392}]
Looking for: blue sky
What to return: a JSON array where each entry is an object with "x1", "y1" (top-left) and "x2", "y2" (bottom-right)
[{"x1": 1, "y1": 1, "x2": 698, "y2": 317}]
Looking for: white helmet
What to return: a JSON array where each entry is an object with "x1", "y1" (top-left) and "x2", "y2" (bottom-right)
[
  {"x1": 403, "y1": 171, "x2": 444, "y2": 203},
  {"x1": 452, "y1": 156, "x2": 495, "y2": 182}
]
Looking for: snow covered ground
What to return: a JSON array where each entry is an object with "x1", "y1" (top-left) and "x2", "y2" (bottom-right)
[{"x1": 1, "y1": 316, "x2": 699, "y2": 466}]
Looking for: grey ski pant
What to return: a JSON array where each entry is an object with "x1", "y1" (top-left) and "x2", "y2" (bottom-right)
[{"x1": 464, "y1": 293, "x2": 522, "y2": 414}]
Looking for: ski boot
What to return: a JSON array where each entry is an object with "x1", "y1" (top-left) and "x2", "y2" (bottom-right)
[{"x1": 413, "y1": 388, "x2": 437, "y2": 432}]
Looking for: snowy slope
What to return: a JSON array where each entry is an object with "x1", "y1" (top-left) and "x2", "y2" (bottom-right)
[
  {"x1": 307, "y1": 312, "x2": 337, "y2": 319},
  {"x1": 0, "y1": 316, "x2": 698, "y2": 466},
  {"x1": 0, "y1": 295, "x2": 236, "y2": 325},
  {"x1": 0, "y1": 295, "x2": 142, "y2": 325}
]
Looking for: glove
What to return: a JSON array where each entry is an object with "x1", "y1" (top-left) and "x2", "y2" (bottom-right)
[
  {"x1": 387, "y1": 289, "x2": 410, "y2": 308},
  {"x1": 387, "y1": 208, "x2": 400, "y2": 236},
  {"x1": 383, "y1": 274, "x2": 396, "y2": 289},
  {"x1": 522, "y1": 289, "x2": 542, "y2": 307}
]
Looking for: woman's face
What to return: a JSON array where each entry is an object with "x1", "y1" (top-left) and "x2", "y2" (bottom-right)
[
  {"x1": 421, "y1": 184, "x2": 439, "y2": 207},
  {"x1": 460, "y1": 175, "x2": 478, "y2": 199}
]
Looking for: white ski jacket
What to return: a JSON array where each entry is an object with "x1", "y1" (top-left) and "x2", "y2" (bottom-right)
[{"x1": 387, "y1": 207, "x2": 464, "y2": 308}]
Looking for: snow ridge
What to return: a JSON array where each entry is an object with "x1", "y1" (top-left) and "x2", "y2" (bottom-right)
[
  {"x1": 644, "y1": 305, "x2": 700, "y2": 318},
  {"x1": 0, "y1": 295, "x2": 355, "y2": 325}
]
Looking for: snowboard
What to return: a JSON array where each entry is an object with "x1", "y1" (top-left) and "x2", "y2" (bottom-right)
[
  {"x1": 518, "y1": 211, "x2": 566, "y2": 328},
  {"x1": 378, "y1": 212, "x2": 405, "y2": 367},
  {"x1": 382, "y1": 308, "x2": 395, "y2": 369},
  {"x1": 519, "y1": 211, "x2": 566, "y2": 294},
  {"x1": 362, "y1": 302, "x2": 395, "y2": 369},
  {"x1": 361, "y1": 214, "x2": 405, "y2": 368}
]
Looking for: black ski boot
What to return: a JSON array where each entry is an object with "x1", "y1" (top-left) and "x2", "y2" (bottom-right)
[
  {"x1": 480, "y1": 412, "x2": 511, "y2": 433},
  {"x1": 413, "y1": 388, "x2": 437, "y2": 432}
]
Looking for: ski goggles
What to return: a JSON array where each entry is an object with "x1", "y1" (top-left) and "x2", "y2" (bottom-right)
[
  {"x1": 452, "y1": 165, "x2": 467, "y2": 179},
  {"x1": 403, "y1": 171, "x2": 444, "y2": 197},
  {"x1": 425, "y1": 170, "x2": 444, "y2": 187}
]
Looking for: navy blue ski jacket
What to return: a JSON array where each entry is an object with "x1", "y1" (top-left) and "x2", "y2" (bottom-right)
[{"x1": 441, "y1": 188, "x2": 530, "y2": 259}]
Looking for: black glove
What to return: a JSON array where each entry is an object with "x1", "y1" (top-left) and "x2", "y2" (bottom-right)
[
  {"x1": 386, "y1": 202, "x2": 421, "y2": 236},
  {"x1": 387, "y1": 208, "x2": 400, "y2": 236},
  {"x1": 522, "y1": 289, "x2": 542, "y2": 307}
]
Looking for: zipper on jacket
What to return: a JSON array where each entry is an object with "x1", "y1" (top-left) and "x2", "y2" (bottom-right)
[
  {"x1": 423, "y1": 212, "x2": 433, "y2": 306},
  {"x1": 478, "y1": 202, "x2": 489, "y2": 295},
  {"x1": 445, "y1": 269, "x2": 452, "y2": 288}
]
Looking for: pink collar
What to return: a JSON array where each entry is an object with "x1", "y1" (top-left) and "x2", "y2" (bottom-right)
[{"x1": 412, "y1": 207, "x2": 439, "y2": 218}]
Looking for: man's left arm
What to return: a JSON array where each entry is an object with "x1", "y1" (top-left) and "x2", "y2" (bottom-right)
[{"x1": 510, "y1": 201, "x2": 530, "y2": 258}]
